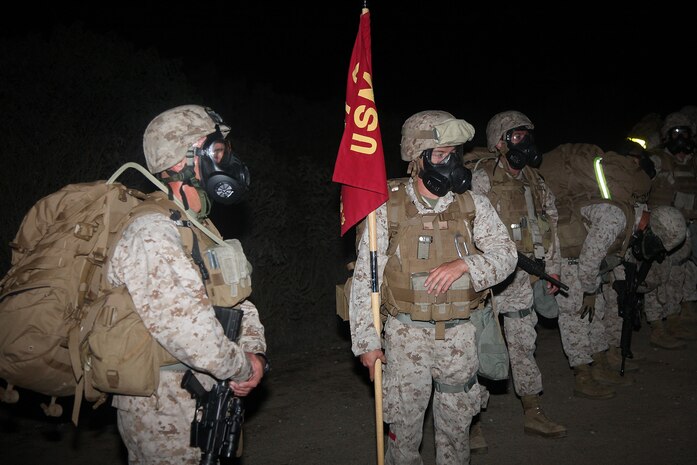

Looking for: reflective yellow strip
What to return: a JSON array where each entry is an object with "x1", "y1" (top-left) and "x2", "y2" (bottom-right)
[
  {"x1": 628, "y1": 137, "x2": 647, "y2": 149},
  {"x1": 593, "y1": 156, "x2": 611, "y2": 199}
]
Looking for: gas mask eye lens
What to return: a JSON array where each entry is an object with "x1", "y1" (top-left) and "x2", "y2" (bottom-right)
[
  {"x1": 670, "y1": 126, "x2": 691, "y2": 139},
  {"x1": 430, "y1": 150, "x2": 454, "y2": 165},
  {"x1": 509, "y1": 131, "x2": 527, "y2": 145}
]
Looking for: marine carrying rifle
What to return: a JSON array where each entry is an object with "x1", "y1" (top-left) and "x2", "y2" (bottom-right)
[
  {"x1": 612, "y1": 260, "x2": 652, "y2": 376},
  {"x1": 181, "y1": 306, "x2": 245, "y2": 465},
  {"x1": 516, "y1": 252, "x2": 569, "y2": 292}
]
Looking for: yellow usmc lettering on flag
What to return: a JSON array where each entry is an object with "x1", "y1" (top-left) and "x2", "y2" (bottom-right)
[{"x1": 348, "y1": 62, "x2": 378, "y2": 155}]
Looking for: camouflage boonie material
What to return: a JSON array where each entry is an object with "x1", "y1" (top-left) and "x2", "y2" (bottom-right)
[{"x1": 143, "y1": 105, "x2": 230, "y2": 173}]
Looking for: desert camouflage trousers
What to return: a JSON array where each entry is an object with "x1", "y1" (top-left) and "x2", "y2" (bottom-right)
[
  {"x1": 502, "y1": 310, "x2": 542, "y2": 396},
  {"x1": 382, "y1": 315, "x2": 488, "y2": 465},
  {"x1": 116, "y1": 370, "x2": 200, "y2": 465},
  {"x1": 644, "y1": 241, "x2": 697, "y2": 322},
  {"x1": 556, "y1": 260, "x2": 608, "y2": 367}
]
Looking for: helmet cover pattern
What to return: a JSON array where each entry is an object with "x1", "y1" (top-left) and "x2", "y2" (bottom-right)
[
  {"x1": 486, "y1": 110, "x2": 534, "y2": 152},
  {"x1": 650, "y1": 205, "x2": 686, "y2": 252},
  {"x1": 143, "y1": 105, "x2": 230, "y2": 173},
  {"x1": 400, "y1": 110, "x2": 475, "y2": 162}
]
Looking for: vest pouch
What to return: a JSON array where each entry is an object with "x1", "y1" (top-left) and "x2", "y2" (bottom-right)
[
  {"x1": 409, "y1": 272, "x2": 433, "y2": 321},
  {"x1": 519, "y1": 222, "x2": 534, "y2": 255},
  {"x1": 556, "y1": 207, "x2": 586, "y2": 258},
  {"x1": 78, "y1": 287, "x2": 177, "y2": 400},
  {"x1": 203, "y1": 239, "x2": 253, "y2": 308},
  {"x1": 446, "y1": 274, "x2": 473, "y2": 320},
  {"x1": 410, "y1": 272, "x2": 471, "y2": 321},
  {"x1": 536, "y1": 215, "x2": 553, "y2": 253}
]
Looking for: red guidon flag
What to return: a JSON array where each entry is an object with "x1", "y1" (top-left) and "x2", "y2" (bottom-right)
[{"x1": 332, "y1": 9, "x2": 388, "y2": 237}]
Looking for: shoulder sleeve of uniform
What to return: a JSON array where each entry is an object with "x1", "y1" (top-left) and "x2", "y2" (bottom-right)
[{"x1": 461, "y1": 193, "x2": 517, "y2": 291}]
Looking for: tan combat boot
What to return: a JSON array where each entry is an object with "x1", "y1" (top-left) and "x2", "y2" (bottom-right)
[
  {"x1": 573, "y1": 364, "x2": 615, "y2": 399},
  {"x1": 591, "y1": 351, "x2": 635, "y2": 386},
  {"x1": 649, "y1": 319, "x2": 687, "y2": 350},
  {"x1": 469, "y1": 420, "x2": 488, "y2": 454},
  {"x1": 605, "y1": 346, "x2": 639, "y2": 373},
  {"x1": 666, "y1": 313, "x2": 697, "y2": 340},
  {"x1": 521, "y1": 395, "x2": 567, "y2": 438}
]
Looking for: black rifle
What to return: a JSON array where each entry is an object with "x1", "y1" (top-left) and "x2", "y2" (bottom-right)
[
  {"x1": 612, "y1": 260, "x2": 652, "y2": 376},
  {"x1": 516, "y1": 252, "x2": 569, "y2": 292},
  {"x1": 181, "y1": 306, "x2": 245, "y2": 465}
]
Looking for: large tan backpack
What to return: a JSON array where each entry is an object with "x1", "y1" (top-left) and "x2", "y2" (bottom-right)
[
  {"x1": 0, "y1": 173, "x2": 252, "y2": 425},
  {"x1": 539, "y1": 143, "x2": 651, "y2": 257}
]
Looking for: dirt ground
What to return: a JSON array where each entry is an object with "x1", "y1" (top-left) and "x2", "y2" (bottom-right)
[{"x1": 2, "y1": 317, "x2": 696, "y2": 465}]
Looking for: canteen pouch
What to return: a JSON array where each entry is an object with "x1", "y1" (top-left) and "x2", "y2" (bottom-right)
[{"x1": 203, "y1": 239, "x2": 253, "y2": 307}]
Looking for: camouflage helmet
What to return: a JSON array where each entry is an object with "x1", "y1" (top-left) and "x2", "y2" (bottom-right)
[
  {"x1": 650, "y1": 205, "x2": 686, "y2": 252},
  {"x1": 143, "y1": 105, "x2": 230, "y2": 173},
  {"x1": 661, "y1": 112, "x2": 695, "y2": 139},
  {"x1": 400, "y1": 110, "x2": 475, "y2": 161},
  {"x1": 486, "y1": 110, "x2": 534, "y2": 152}
]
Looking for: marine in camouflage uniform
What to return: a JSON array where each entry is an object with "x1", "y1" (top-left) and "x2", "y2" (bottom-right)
[
  {"x1": 539, "y1": 143, "x2": 654, "y2": 398},
  {"x1": 468, "y1": 110, "x2": 565, "y2": 438},
  {"x1": 645, "y1": 111, "x2": 697, "y2": 347},
  {"x1": 110, "y1": 105, "x2": 268, "y2": 465},
  {"x1": 349, "y1": 111, "x2": 516, "y2": 465}
]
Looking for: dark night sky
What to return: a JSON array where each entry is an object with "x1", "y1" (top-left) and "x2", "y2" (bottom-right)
[{"x1": 4, "y1": 2, "x2": 694, "y2": 151}]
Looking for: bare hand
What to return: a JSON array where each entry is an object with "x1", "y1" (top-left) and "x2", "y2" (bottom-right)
[
  {"x1": 229, "y1": 352, "x2": 265, "y2": 397},
  {"x1": 424, "y1": 259, "x2": 469, "y2": 296},
  {"x1": 359, "y1": 349, "x2": 386, "y2": 382},
  {"x1": 546, "y1": 273, "x2": 561, "y2": 295}
]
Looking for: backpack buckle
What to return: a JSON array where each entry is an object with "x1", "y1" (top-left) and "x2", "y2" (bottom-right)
[{"x1": 74, "y1": 222, "x2": 97, "y2": 241}]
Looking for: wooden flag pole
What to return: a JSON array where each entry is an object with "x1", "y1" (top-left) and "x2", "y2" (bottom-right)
[{"x1": 367, "y1": 209, "x2": 384, "y2": 465}]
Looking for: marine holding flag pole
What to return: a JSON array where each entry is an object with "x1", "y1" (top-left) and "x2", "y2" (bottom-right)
[{"x1": 331, "y1": 5, "x2": 388, "y2": 465}]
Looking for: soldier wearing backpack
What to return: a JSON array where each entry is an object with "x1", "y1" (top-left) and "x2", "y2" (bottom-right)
[
  {"x1": 539, "y1": 142, "x2": 666, "y2": 397},
  {"x1": 466, "y1": 110, "x2": 566, "y2": 439},
  {"x1": 348, "y1": 110, "x2": 517, "y2": 465},
  {"x1": 111, "y1": 105, "x2": 269, "y2": 464}
]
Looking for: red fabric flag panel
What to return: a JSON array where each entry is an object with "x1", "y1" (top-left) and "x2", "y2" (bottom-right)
[{"x1": 332, "y1": 10, "x2": 388, "y2": 237}]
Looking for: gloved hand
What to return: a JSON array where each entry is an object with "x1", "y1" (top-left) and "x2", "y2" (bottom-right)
[{"x1": 579, "y1": 292, "x2": 596, "y2": 322}]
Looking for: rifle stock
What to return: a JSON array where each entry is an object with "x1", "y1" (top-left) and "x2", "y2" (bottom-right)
[{"x1": 181, "y1": 306, "x2": 245, "y2": 465}]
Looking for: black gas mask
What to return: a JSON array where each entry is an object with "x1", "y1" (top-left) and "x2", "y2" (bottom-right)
[
  {"x1": 504, "y1": 126, "x2": 543, "y2": 169},
  {"x1": 197, "y1": 129, "x2": 250, "y2": 205},
  {"x1": 418, "y1": 147, "x2": 472, "y2": 197},
  {"x1": 631, "y1": 227, "x2": 667, "y2": 263},
  {"x1": 665, "y1": 126, "x2": 696, "y2": 156}
]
